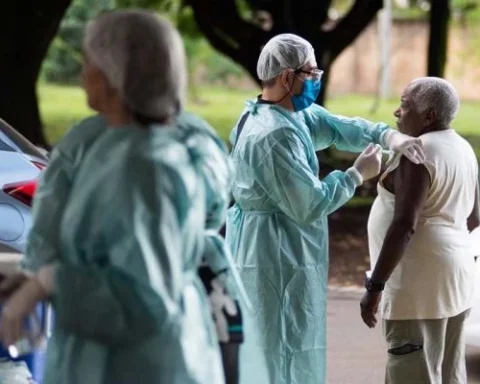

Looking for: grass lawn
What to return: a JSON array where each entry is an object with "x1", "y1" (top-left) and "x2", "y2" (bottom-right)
[
  {"x1": 39, "y1": 83, "x2": 480, "y2": 145},
  {"x1": 38, "y1": 83, "x2": 479, "y2": 207}
]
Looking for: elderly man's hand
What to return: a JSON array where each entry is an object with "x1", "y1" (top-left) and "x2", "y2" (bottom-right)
[
  {"x1": 385, "y1": 130, "x2": 426, "y2": 165},
  {"x1": 0, "y1": 278, "x2": 49, "y2": 346},
  {"x1": 0, "y1": 273, "x2": 29, "y2": 302},
  {"x1": 360, "y1": 291, "x2": 382, "y2": 328}
]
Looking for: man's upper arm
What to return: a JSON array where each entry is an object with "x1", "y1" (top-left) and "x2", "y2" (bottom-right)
[
  {"x1": 467, "y1": 183, "x2": 480, "y2": 231},
  {"x1": 392, "y1": 157, "x2": 431, "y2": 228}
]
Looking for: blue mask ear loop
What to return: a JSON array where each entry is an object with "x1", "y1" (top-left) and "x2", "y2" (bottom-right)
[{"x1": 267, "y1": 70, "x2": 300, "y2": 105}]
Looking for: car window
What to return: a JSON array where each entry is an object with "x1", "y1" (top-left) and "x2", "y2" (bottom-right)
[
  {"x1": 0, "y1": 118, "x2": 48, "y2": 161},
  {"x1": 0, "y1": 137, "x2": 15, "y2": 152}
]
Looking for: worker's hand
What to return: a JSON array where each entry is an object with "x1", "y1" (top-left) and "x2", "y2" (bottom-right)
[
  {"x1": 385, "y1": 130, "x2": 425, "y2": 165},
  {"x1": 0, "y1": 278, "x2": 48, "y2": 346},
  {"x1": 360, "y1": 291, "x2": 382, "y2": 328},
  {"x1": 0, "y1": 272, "x2": 29, "y2": 302},
  {"x1": 353, "y1": 143, "x2": 382, "y2": 181}
]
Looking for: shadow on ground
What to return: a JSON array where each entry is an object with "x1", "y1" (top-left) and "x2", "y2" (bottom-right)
[{"x1": 328, "y1": 206, "x2": 371, "y2": 287}]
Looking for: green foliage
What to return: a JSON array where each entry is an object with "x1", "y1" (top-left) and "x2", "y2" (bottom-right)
[
  {"x1": 115, "y1": 0, "x2": 246, "y2": 95},
  {"x1": 203, "y1": 52, "x2": 246, "y2": 85},
  {"x1": 41, "y1": 0, "x2": 115, "y2": 84},
  {"x1": 390, "y1": 0, "x2": 480, "y2": 21},
  {"x1": 176, "y1": 6, "x2": 202, "y2": 39},
  {"x1": 40, "y1": 0, "x2": 247, "y2": 94},
  {"x1": 329, "y1": 0, "x2": 480, "y2": 21},
  {"x1": 116, "y1": 0, "x2": 174, "y2": 9},
  {"x1": 116, "y1": 0, "x2": 160, "y2": 7}
]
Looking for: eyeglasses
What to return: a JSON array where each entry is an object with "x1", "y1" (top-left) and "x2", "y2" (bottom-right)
[{"x1": 294, "y1": 68, "x2": 324, "y2": 83}]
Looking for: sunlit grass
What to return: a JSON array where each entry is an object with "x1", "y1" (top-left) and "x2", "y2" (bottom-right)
[
  {"x1": 39, "y1": 84, "x2": 480, "y2": 206},
  {"x1": 39, "y1": 84, "x2": 480, "y2": 145}
]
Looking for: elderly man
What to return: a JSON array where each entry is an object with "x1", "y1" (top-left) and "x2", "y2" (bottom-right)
[
  {"x1": 226, "y1": 33, "x2": 427, "y2": 384},
  {"x1": 361, "y1": 77, "x2": 479, "y2": 384}
]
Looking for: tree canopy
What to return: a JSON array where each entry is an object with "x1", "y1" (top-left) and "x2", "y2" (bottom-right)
[
  {"x1": 118, "y1": 0, "x2": 384, "y2": 104},
  {"x1": 2, "y1": 0, "x2": 467, "y2": 144}
]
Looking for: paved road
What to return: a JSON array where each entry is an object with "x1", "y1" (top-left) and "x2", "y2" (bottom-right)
[
  {"x1": 1, "y1": 250, "x2": 478, "y2": 383},
  {"x1": 327, "y1": 288, "x2": 480, "y2": 383}
]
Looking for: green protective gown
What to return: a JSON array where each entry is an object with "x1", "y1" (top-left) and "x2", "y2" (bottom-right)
[
  {"x1": 22, "y1": 115, "x2": 107, "y2": 272},
  {"x1": 175, "y1": 112, "x2": 242, "y2": 299},
  {"x1": 23, "y1": 113, "x2": 240, "y2": 298},
  {"x1": 226, "y1": 99, "x2": 391, "y2": 384},
  {"x1": 42, "y1": 125, "x2": 224, "y2": 384}
]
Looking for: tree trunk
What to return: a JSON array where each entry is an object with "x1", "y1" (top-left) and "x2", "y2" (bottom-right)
[
  {"x1": 427, "y1": 0, "x2": 451, "y2": 77},
  {"x1": 0, "y1": 2, "x2": 72, "y2": 147},
  {"x1": 315, "y1": 51, "x2": 332, "y2": 106}
]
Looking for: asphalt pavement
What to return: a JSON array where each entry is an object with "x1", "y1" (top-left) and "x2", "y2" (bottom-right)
[
  {"x1": 327, "y1": 288, "x2": 480, "y2": 384},
  {"x1": 1, "y1": 247, "x2": 478, "y2": 383}
]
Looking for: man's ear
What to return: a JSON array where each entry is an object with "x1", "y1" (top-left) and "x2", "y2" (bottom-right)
[
  {"x1": 280, "y1": 69, "x2": 294, "y2": 90},
  {"x1": 423, "y1": 107, "x2": 436, "y2": 127}
]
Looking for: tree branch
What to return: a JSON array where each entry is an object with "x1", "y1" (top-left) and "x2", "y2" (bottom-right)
[
  {"x1": 189, "y1": 0, "x2": 263, "y2": 44},
  {"x1": 327, "y1": 0, "x2": 383, "y2": 59},
  {"x1": 246, "y1": 0, "x2": 289, "y2": 33},
  {"x1": 187, "y1": 0, "x2": 273, "y2": 82},
  {"x1": 190, "y1": 12, "x2": 242, "y2": 62},
  {"x1": 289, "y1": 0, "x2": 333, "y2": 37}
]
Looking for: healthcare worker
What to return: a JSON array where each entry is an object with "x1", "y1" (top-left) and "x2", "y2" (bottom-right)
[
  {"x1": 2, "y1": 114, "x2": 243, "y2": 383},
  {"x1": 178, "y1": 113, "x2": 245, "y2": 384},
  {"x1": 226, "y1": 33, "x2": 426, "y2": 384},
  {"x1": 1, "y1": 114, "x2": 244, "y2": 384},
  {"x1": 0, "y1": 10, "x2": 226, "y2": 384},
  {"x1": 0, "y1": 72, "x2": 244, "y2": 384}
]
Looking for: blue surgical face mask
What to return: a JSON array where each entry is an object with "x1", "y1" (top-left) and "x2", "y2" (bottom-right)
[{"x1": 291, "y1": 79, "x2": 321, "y2": 112}]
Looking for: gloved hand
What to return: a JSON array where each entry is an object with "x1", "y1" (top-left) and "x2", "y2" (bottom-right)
[
  {"x1": 385, "y1": 130, "x2": 425, "y2": 164},
  {"x1": 0, "y1": 263, "x2": 56, "y2": 346},
  {"x1": 352, "y1": 143, "x2": 382, "y2": 181},
  {"x1": 36, "y1": 263, "x2": 57, "y2": 295},
  {"x1": 0, "y1": 277, "x2": 49, "y2": 346}
]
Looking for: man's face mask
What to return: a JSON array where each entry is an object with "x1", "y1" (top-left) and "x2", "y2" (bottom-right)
[{"x1": 290, "y1": 69, "x2": 323, "y2": 112}]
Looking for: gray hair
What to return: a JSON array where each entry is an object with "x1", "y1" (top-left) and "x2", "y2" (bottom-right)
[
  {"x1": 257, "y1": 33, "x2": 316, "y2": 81},
  {"x1": 84, "y1": 10, "x2": 186, "y2": 120},
  {"x1": 409, "y1": 77, "x2": 460, "y2": 126}
]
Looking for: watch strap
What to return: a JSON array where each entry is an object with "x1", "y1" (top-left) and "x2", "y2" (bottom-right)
[{"x1": 365, "y1": 277, "x2": 385, "y2": 292}]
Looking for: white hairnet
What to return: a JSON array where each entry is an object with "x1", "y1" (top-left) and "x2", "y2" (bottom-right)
[
  {"x1": 84, "y1": 10, "x2": 186, "y2": 120},
  {"x1": 257, "y1": 33, "x2": 316, "y2": 81}
]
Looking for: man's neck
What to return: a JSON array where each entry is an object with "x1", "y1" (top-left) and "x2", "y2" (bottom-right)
[
  {"x1": 422, "y1": 123, "x2": 451, "y2": 135},
  {"x1": 104, "y1": 107, "x2": 134, "y2": 128},
  {"x1": 261, "y1": 87, "x2": 294, "y2": 111}
]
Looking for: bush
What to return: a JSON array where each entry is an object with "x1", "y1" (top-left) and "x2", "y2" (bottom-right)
[{"x1": 41, "y1": 0, "x2": 115, "y2": 84}]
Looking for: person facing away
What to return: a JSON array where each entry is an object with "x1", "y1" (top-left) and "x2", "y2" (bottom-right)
[
  {"x1": 0, "y1": 10, "x2": 226, "y2": 384},
  {"x1": 361, "y1": 77, "x2": 479, "y2": 384},
  {"x1": 5, "y1": 111, "x2": 244, "y2": 383},
  {"x1": 226, "y1": 32, "x2": 427, "y2": 384}
]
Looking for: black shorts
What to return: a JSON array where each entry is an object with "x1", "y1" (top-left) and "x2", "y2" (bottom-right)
[{"x1": 198, "y1": 264, "x2": 244, "y2": 344}]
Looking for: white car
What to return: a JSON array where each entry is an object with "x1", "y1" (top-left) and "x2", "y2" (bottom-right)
[
  {"x1": 0, "y1": 120, "x2": 51, "y2": 384},
  {"x1": 0, "y1": 119, "x2": 48, "y2": 253}
]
